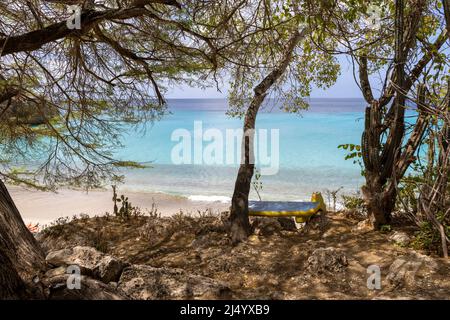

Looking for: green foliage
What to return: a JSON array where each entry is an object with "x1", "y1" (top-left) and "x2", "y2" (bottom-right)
[
  {"x1": 113, "y1": 161, "x2": 149, "y2": 169},
  {"x1": 338, "y1": 144, "x2": 362, "y2": 160},
  {"x1": 111, "y1": 185, "x2": 143, "y2": 220},
  {"x1": 397, "y1": 175, "x2": 422, "y2": 214},
  {"x1": 41, "y1": 216, "x2": 71, "y2": 238},
  {"x1": 112, "y1": 194, "x2": 139, "y2": 220},
  {"x1": 411, "y1": 214, "x2": 450, "y2": 254},
  {"x1": 342, "y1": 194, "x2": 367, "y2": 216},
  {"x1": 380, "y1": 224, "x2": 392, "y2": 233},
  {"x1": 338, "y1": 144, "x2": 365, "y2": 176},
  {"x1": 2, "y1": 167, "x2": 52, "y2": 191},
  {"x1": 411, "y1": 221, "x2": 436, "y2": 251},
  {"x1": 226, "y1": 0, "x2": 341, "y2": 118}
]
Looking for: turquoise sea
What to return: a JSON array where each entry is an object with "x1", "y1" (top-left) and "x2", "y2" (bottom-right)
[{"x1": 116, "y1": 98, "x2": 367, "y2": 203}]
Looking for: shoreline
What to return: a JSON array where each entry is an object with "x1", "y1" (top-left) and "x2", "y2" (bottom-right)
[
  {"x1": 8, "y1": 183, "x2": 349, "y2": 226},
  {"x1": 8, "y1": 185, "x2": 230, "y2": 226}
]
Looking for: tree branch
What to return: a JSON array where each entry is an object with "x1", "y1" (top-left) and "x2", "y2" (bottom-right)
[
  {"x1": 358, "y1": 56, "x2": 374, "y2": 103},
  {"x1": 0, "y1": 0, "x2": 181, "y2": 57}
]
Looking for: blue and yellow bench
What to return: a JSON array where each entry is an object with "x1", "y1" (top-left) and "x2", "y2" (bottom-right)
[{"x1": 248, "y1": 192, "x2": 326, "y2": 223}]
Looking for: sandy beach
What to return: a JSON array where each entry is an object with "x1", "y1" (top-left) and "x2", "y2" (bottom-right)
[{"x1": 8, "y1": 185, "x2": 230, "y2": 225}]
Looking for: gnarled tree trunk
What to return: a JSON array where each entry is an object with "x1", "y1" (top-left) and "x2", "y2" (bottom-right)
[
  {"x1": 0, "y1": 179, "x2": 46, "y2": 299},
  {"x1": 362, "y1": 172, "x2": 396, "y2": 227},
  {"x1": 229, "y1": 29, "x2": 305, "y2": 243}
]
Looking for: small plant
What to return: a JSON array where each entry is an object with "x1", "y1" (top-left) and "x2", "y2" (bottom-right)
[
  {"x1": 91, "y1": 226, "x2": 108, "y2": 253},
  {"x1": 111, "y1": 185, "x2": 136, "y2": 220},
  {"x1": 148, "y1": 200, "x2": 160, "y2": 218},
  {"x1": 397, "y1": 174, "x2": 423, "y2": 215},
  {"x1": 411, "y1": 212, "x2": 450, "y2": 255},
  {"x1": 117, "y1": 194, "x2": 132, "y2": 219},
  {"x1": 380, "y1": 224, "x2": 392, "y2": 233},
  {"x1": 411, "y1": 221, "x2": 435, "y2": 251},
  {"x1": 342, "y1": 193, "x2": 367, "y2": 216},
  {"x1": 252, "y1": 169, "x2": 263, "y2": 201},
  {"x1": 196, "y1": 208, "x2": 214, "y2": 218},
  {"x1": 41, "y1": 216, "x2": 71, "y2": 236},
  {"x1": 79, "y1": 213, "x2": 90, "y2": 221},
  {"x1": 324, "y1": 187, "x2": 343, "y2": 211}
]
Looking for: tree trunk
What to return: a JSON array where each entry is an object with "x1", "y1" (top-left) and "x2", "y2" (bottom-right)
[
  {"x1": 229, "y1": 29, "x2": 306, "y2": 243},
  {"x1": 0, "y1": 232, "x2": 28, "y2": 299},
  {"x1": 0, "y1": 179, "x2": 46, "y2": 299},
  {"x1": 443, "y1": 0, "x2": 450, "y2": 41},
  {"x1": 229, "y1": 96, "x2": 264, "y2": 244},
  {"x1": 362, "y1": 173, "x2": 395, "y2": 228}
]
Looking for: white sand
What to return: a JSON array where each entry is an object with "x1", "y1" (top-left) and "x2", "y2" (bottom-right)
[{"x1": 8, "y1": 186, "x2": 230, "y2": 225}]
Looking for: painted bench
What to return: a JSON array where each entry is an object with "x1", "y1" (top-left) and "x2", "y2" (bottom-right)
[{"x1": 248, "y1": 192, "x2": 327, "y2": 223}]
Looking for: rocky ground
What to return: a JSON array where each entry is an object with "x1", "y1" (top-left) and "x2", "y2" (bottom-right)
[{"x1": 35, "y1": 211, "x2": 450, "y2": 300}]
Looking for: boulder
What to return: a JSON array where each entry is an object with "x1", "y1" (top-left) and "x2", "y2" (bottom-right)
[
  {"x1": 97, "y1": 255, "x2": 126, "y2": 284},
  {"x1": 45, "y1": 246, "x2": 126, "y2": 283},
  {"x1": 276, "y1": 217, "x2": 299, "y2": 231},
  {"x1": 247, "y1": 234, "x2": 261, "y2": 244},
  {"x1": 306, "y1": 247, "x2": 348, "y2": 274},
  {"x1": 389, "y1": 231, "x2": 411, "y2": 246},
  {"x1": 45, "y1": 266, "x2": 67, "y2": 279},
  {"x1": 46, "y1": 248, "x2": 73, "y2": 266},
  {"x1": 46, "y1": 274, "x2": 126, "y2": 300},
  {"x1": 251, "y1": 217, "x2": 282, "y2": 236},
  {"x1": 386, "y1": 252, "x2": 439, "y2": 288},
  {"x1": 351, "y1": 220, "x2": 372, "y2": 233},
  {"x1": 117, "y1": 265, "x2": 232, "y2": 300}
]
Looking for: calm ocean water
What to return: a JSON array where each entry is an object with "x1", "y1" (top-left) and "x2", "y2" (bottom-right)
[{"x1": 116, "y1": 98, "x2": 367, "y2": 203}]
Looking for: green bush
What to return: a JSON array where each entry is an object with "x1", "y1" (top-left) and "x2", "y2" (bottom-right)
[
  {"x1": 411, "y1": 211, "x2": 450, "y2": 254},
  {"x1": 341, "y1": 194, "x2": 367, "y2": 216}
]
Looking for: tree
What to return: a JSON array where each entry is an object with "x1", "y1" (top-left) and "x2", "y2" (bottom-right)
[
  {"x1": 418, "y1": 94, "x2": 449, "y2": 258},
  {"x1": 409, "y1": 0, "x2": 449, "y2": 257},
  {"x1": 229, "y1": 30, "x2": 306, "y2": 243},
  {"x1": 226, "y1": 1, "x2": 340, "y2": 243},
  {"x1": 308, "y1": 0, "x2": 449, "y2": 228},
  {"x1": 0, "y1": 0, "x2": 266, "y2": 297}
]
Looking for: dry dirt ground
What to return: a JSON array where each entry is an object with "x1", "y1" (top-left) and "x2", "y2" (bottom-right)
[{"x1": 36, "y1": 211, "x2": 450, "y2": 299}]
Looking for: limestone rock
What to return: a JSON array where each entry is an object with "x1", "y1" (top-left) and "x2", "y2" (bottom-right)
[
  {"x1": 97, "y1": 255, "x2": 125, "y2": 284},
  {"x1": 46, "y1": 274, "x2": 126, "y2": 300},
  {"x1": 306, "y1": 247, "x2": 348, "y2": 274},
  {"x1": 276, "y1": 217, "x2": 299, "y2": 231},
  {"x1": 45, "y1": 246, "x2": 126, "y2": 283},
  {"x1": 247, "y1": 234, "x2": 261, "y2": 244},
  {"x1": 386, "y1": 252, "x2": 439, "y2": 288},
  {"x1": 389, "y1": 231, "x2": 411, "y2": 246},
  {"x1": 45, "y1": 266, "x2": 67, "y2": 279},
  {"x1": 251, "y1": 217, "x2": 282, "y2": 236},
  {"x1": 351, "y1": 220, "x2": 372, "y2": 233},
  {"x1": 46, "y1": 248, "x2": 73, "y2": 266},
  {"x1": 118, "y1": 265, "x2": 232, "y2": 300}
]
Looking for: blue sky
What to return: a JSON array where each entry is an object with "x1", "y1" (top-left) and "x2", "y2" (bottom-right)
[{"x1": 166, "y1": 56, "x2": 380, "y2": 99}]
